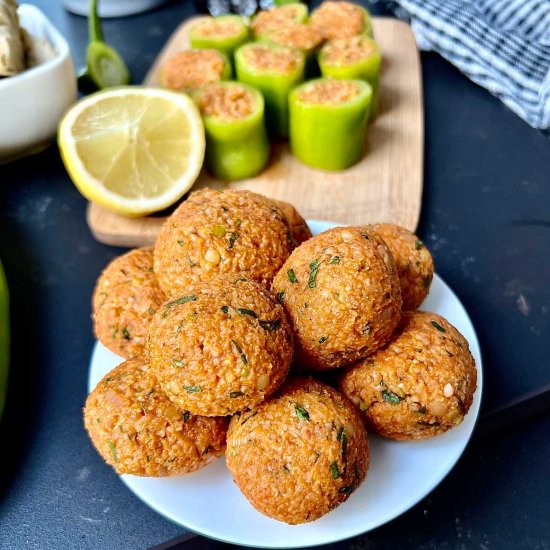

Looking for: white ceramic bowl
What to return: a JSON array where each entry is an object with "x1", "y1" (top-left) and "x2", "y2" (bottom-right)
[
  {"x1": 0, "y1": 4, "x2": 76, "y2": 165},
  {"x1": 63, "y1": 0, "x2": 170, "y2": 17}
]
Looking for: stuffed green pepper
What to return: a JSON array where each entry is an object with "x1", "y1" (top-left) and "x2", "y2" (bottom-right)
[
  {"x1": 289, "y1": 78, "x2": 372, "y2": 170},
  {"x1": 251, "y1": 3, "x2": 309, "y2": 39},
  {"x1": 310, "y1": 1, "x2": 374, "y2": 40},
  {"x1": 194, "y1": 81, "x2": 270, "y2": 180},
  {"x1": 161, "y1": 49, "x2": 231, "y2": 92},
  {"x1": 235, "y1": 42, "x2": 305, "y2": 138},
  {"x1": 319, "y1": 35, "x2": 381, "y2": 117},
  {"x1": 189, "y1": 15, "x2": 249, "y2": 66}
]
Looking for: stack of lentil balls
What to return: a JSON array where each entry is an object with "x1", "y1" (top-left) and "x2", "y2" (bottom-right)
[{"x1": 85, "y1": 189, "x2": 477, "y2": 525}]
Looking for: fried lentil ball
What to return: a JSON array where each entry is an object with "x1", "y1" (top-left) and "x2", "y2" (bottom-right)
[
  {"x1": 84, "y1": 356, "x2": 228, "y2": 476},
  {"x1": 147, "y1": 276, "x2": 293, "y2": 417},
  {"x1": 226, "y1": 376, "x2": 369, "y2": 524},
  {"x1": 92, "y1": 247, "x2": 166, "y2": 359},
  {"x1": 338, "y1": 311, "x2": 477, "y2": 440},
  {"x1": 370, "y1": 224, "x2": 434, "y2": 310},
  {"x1": 274, "y1": 199, "x2": 312, "y2": 246},
  {"x1": 272, "y1": 226, "x2": 402, "y2": 371},
  {"x1": 154, "y1": 189, "x2": 295, "y2": 296}
]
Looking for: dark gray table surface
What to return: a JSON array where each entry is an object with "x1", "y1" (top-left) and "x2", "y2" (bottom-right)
[{"x1": 0, "y1": 1, "x2": 549, "y2": 549}]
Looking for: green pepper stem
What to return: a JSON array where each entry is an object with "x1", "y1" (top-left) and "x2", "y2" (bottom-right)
[{"x1": 89, "y1": 0, "x2": 104, "y2": 43}]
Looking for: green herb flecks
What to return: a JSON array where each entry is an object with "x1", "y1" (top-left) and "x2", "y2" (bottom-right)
[
  {"x1": 259, "y1": 318, "x2": 281, "y2": 331},
  {"x1": 237, "y1": 308, "x2": 257, "y2": 318},
  {"x1": 229, "y1": 447, "x2": 237, "y2": 456},
  {"x1": 423, "y1": 275, "x2": 431, "y2": 287},
  {"x1": 341, "y1": 433, "x2": 348, "y2": 458},
  {"x1": 121, "y1": 328, "x2": 131, "y2": 340},
  {"x1": 184, "y1": 385, "x2": 201, "y2": 393},
  {"x1": 359, "y1": 401, "x2": 368, "y2": 411},
  {"x1": 163, "y1": 295, "x2": 197, "y2": 316},
  {"x1": 330, "y1": 461, "x2": 340, "y2": 479},
  {"x1": 276, "y1": 291, "x2": 285, "y2": 302},
  {"x1": 416, "y1": 406, "x2": 427, "y2": 414},
  {"x1": 328, "y1": 256, "x2": 340, "y2": 265},
  {"x1": 308, "y1": 258, "x2": 321, "y2": 288},
  {"x1": 108, "y1": 441, "x2": 118, "y2": 463},
  {"x1": 283, "y1": 465, "x2": 290, "y2": 473},
  {"x1": 221, "y1": 306, "x2": 230, "y2": 314},
  {"x1": 362, "y1": 324, "x2": 372, "y2": 336},
  {"x1": 319, "y1": 336, "x2": 328, "y2": 344},
  {"x1": 240, "y1": 367, "x2": 249, "y2": 377},
  {"x1": 415, "y1": 239, "x2": 424, "y2": 250},
  {"x1": 230, "y1": 391, "x2": 244, "y2": 398},
  {"x1": 336, "y1": 427, "x2": 344, "y2": 441},
  {"x1": 287, "y1": 269, "x2": 297, "y2": 284},
  {"x1": 232, "y1": 340, "x2": 248, "y2": 366},
  {"x1": 182, "y1": 411, "x2": 190, "y2": 422},
  {"x1": 235, "y1": 219, "x2": 242, "y2": 227},
  {"x1": 382, "y1": 389, "x2": 403, "y2": 405},
  {"x1": 294, "y1": 403, "x2": 310, "y2": 421},
  {"x1": 212, "y1": 225, "x2": 226, "y2": 238},
  {"x1": 172, "y1": 358, "x2": 184, "y2": 367},
  {"x1": 187, "y1": 254, "x2": 196, "y2": 268},
  {"x1": 227, "y1": 232, "x2": 238, "y2": 250},
  {"x1": 177, "y1": 240, "x2": 184, "y2": 247},
  {"x1": 339, "y1": 485, "x2": 353, "y2": 494},
  {"x1": 431, "y1": 320, "x2": 446, "y2": 332},
  {"x1": 353, "y1": 464, "x2": 361, "y2": 480}
]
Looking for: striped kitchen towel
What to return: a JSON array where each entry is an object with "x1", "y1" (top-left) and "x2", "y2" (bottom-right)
[{"x1": 379, "y1": 0, "x2": 550, "y2": 129}]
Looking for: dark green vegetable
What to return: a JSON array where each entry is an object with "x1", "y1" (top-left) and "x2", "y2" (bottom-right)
[
  {"x1": 185, "y1": 385, "x2": 202, "y2": 393},
  {"x1": 259, "y1": 319, "x2": 281, "y2": 331},
  {"x1": 276, "y1": 291, "x2": 285, "y2": 302},
  {"x1": 228, "y1": 232, "x2": 238, "y2": 249},
  {"x1": 182, "y1": 411, "x2": 191, "y2": 422},
  {"x1": 108, "y1": 440, "x2": 119, "y2": 462},
  {"x1": 237, "y1": 308, "x2": 258, "y2": 318},
  {"x1": 164, "y1": 295, "x2": 197, "y2": 316},
  {"x1": 338, "y1": 486, "x2": 353, "y2": 494},
  {"x1": 172, "y1": 359, "x2": 184, "y2": 367},
  {"x1": 330, "y1": 461, "x2": 340, "y2": 479},
  {"x1": 122, "y1": 328, "x2": 131, "y2": 340},
  {"x1": 287, "y1": 269, "x2": 298, "y2": 283},
  {"x1": 415, "y1": 239, "x2": 424, "y2": 250},
  {"x1": 353, "y1": 464, "x2": 361, "y2": 480},
  {"x1": 308, "y1": 258, "x2": 321, "y2": 288},
  {"x1": 423, "y1": 276, "x2": 431, "y2": 287},
  {"x1": 319, "y1": 336, "x2": 328, "y2": 344},
  {"x1": 431, "y1": 321, "x2": 446, "y2": 333},
  {"x1": 230, "y1": 391, "x2": 244, "y2": 398},
  {"x1": 328, "y1": 256, "x2": 340, "y2": 265},
  {"x1": 294, "y1": 403, "x2": 310, "y2": 421},
  {"x1": 221, "y1": 306, "x2": 230, "y2": 314},
  {"x1": 382, "y1": 389, "x2": 403, "y2": 405},
  {"x1": 232, "y1": 339, "x2": 248, "y2": 365}
]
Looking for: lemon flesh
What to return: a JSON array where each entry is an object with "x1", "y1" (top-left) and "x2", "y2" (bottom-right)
[{"x1": 59, "y1": 87, "x2": 205, "y2": 216}]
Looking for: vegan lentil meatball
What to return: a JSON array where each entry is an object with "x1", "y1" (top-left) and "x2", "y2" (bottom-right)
[
  {"x1": 338, "y1": 311, "x2": 477, "y2": 440},
  {"x1": 154, "y1": 189, "x2": 295, "y2": 296},
  {"x1": 226, "y1": 376, "x2": 369, "y2": 524},
  {"x1": 274, "y1": 199, "x2": 312, "y2": 246},
  {"x1": 272, "y1": 226, "x2": 402, "y2": 371},
  {"x1": 84, "y1": 356, "x2": 228, "y2": 476},
  {"x1": 92, "y1": 247, "x2": 166, "y2": 359},
  {"x1": 370, "y1": 224, "x2": 434, "y2": 310},
  {"x1": 147, "y1": 277, "x2": 293, "y2": 417}
]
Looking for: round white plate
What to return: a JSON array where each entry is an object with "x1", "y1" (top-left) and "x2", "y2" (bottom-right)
[{"x1": 88, "y1": 220, "x2": 483, "y2": 548}]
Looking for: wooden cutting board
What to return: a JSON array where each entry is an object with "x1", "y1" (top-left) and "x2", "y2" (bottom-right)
[{"x1": 87, "y1": 16, "x2": 423, "y2": 247}]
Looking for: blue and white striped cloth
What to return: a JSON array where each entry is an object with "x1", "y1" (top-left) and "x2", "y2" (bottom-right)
[{"x1": 380, "y1": 0, "x2": 550, "y2": 129}]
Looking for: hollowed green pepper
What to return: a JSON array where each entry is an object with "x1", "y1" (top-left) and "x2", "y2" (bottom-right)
[
  {"x1": 289, "y1": 78, "x2": 372, "y2": 171},
  {"x1": 235, "y1": 42, "x2": 305, "y2": 139},
  {"x1": 319, "y1": 35, "x2": 381, "y2": 118},
  {"x1": 189, "y1": 15, "x2": 250, "y2": 67},
  {"x1": 194, "y1": 82, "x2": 270, "y2": 180}
]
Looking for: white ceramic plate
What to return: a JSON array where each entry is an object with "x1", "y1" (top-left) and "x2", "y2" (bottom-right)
[{"x1": 88, "y1": 220, "x2": 483, "y2": 548}]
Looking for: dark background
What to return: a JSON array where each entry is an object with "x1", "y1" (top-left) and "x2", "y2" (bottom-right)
[{"x1": 0, "y1": 1, "x2": 549, "y2": 549}]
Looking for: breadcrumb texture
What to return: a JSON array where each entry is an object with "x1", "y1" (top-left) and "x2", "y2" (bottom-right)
[
  {"x1": 92, "y1": 247, "x2": 166, "y2": 359},
  {"x1": 226, "y1": 376, "x2": 369, "y2": 524},
  {"x1": 84, "y1": 356, "x2": 228, "y2": 476},
  {"x1": 370, "y1": 223, "x2": 434, "y2": 310},
  {"x1": 154, "y1": 189, "x2": 295, "y2": 295},
  {"x1": 147, "y1": 277, "x2": 293, "y2": 416},
  {"x1": 272, "y1": 226, "x2": 402, "y2": 371},
  {"x1": 267, "y1": 24, "x2": 323, "y2": 52},
  {"x1": 161, "y1": 49, "x2": 226, "y2": 91},
  {"x1": 339, "y1": 311, "x2": 477, "y2": 440},
  {"x1": 310, "y1": 1, "x2": 366, "y2": 40},
  {"x1": 251, "y1": 4, "x2": 305, "y2": 37},
  {"x1": 321, "y1": 35, "x2": 378, "y2": 65}
]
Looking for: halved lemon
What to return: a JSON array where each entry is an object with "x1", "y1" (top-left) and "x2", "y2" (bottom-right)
[{"x1": 58, "y1": 86, "x2": 205, "y2": 217}]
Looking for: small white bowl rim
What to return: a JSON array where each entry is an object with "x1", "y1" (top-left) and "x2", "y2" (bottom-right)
[{"x1": 0, "y1": 4, "x2": 71, "y2": 90}]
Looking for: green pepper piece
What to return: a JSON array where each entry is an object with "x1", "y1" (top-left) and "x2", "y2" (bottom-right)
[
  {"x1": 194, "y1": 82, "x2": 270, "y2": 180},
  {"x1": 0, "y1": 260, "x2": 9, "y2": 422},
  {"x1": 235, "y1": 42, "x2": 305, "y2": 139},
  {"x1": 84, "y1": 0, "x2": 130, "y2": 90},
  {"x1": 190, "y1": 15, "x2": 250, "y2": 68},
  {"x1": 319, "y1": 35, "x2": 381, "y2": 119},
  {"x1": 289, "y1": 78, "x2": 372, "y2": 170}
]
